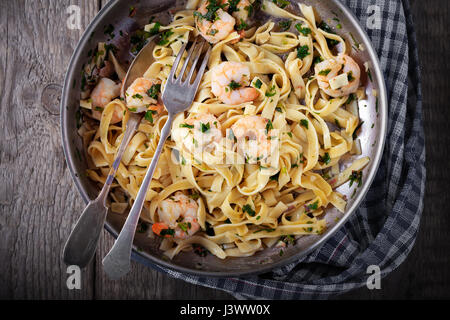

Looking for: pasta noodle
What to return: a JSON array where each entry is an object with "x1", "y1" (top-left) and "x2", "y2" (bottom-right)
[{"x1": 77, "y1": 0, "x2": 370, "y2": 259}]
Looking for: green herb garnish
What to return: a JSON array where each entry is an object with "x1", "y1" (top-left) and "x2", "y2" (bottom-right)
[
  {"x1": 297, "y1": 45, "x2": 310, "y2": 59},
  {"x1": 279, "y1": 20, "x2": 292, "y2": 31},
  {"x1": 300, "y1": 119, "x2": 309, "y2": 129},
  {"x1": 160, "y1": 228, "x2": 175, "y2": 237},
  {"x1": 272, "y1": 0, "x2": 290, "y2": 9},
  {"x1": 265, "y1": 119, "x2": 273, "y2": 134},
  {"x1": 228, "y1": 80, "x2": 241, "y2": 90},
  {"x1": 243, "y1": 204, "x2": 256, "y2": 217},
  {"x1": 236, "y1": 18, "x2": 248, "y2": 31},
  {"x1": 200, "y1": 122, "x2": 211, "y2": 133},
  {"x1": 145, "y1": 110, "x2": 157, "y2": 123},
  {"x1": 147, "y1": 83, "x2": 161, "y2": 99},
  {"x1": 349, "y1": 170, "x2": 363, "y2": 187},
  {"x1": 158, "y1": 30, "x2": 174, "y2": 45},
  {"x1": 180, "y1": 123, "x2": 194, "y2": 129},
  {"x1": 318, "y1": 69, "x2": 331, "y2": 76},
  {"x1": 319, "y1": 152, "x2": 331, "y2": 165},
  {"x1": 295, "y1": 23, "x2": 311, "y2": 36},
  {"x1": 265, "y1": 85, "x2": 276, "y2": 97}
]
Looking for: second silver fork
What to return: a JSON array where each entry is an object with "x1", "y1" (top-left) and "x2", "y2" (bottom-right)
[{"x1": 102, "y1": 37, "x2": 211, "y2": 279}]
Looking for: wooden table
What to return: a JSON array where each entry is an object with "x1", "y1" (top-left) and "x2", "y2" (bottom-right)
[{"x1": 1, "y1": 0, "x2": 449, "y2": 299}]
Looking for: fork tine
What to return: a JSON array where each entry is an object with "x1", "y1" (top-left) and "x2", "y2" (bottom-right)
[
  {"x1": 168, "y1": 42, "x2": 187, "y2": 82},
  {"x1": 185, "y1": 40, "x2": 206, "y2": 84},
  {"x1": 191, "y1": 45, "x2": 212, "y2": 90},
  {"x1": 176, "y1": 37, "x2": 199, "y2": 83}
]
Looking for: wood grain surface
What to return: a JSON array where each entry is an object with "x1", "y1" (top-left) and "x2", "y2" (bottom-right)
[{"x1": 0, "y1": 0, "x2": 448, "y2": 299}]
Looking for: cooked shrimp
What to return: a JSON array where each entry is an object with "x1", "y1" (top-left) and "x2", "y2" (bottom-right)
[
  {"x1": 152, "y1": 192, "x2": 200, "y2": 240},
  {"x1": 195, "y1": 0, "x2": 236, "y2": 44},
  {"x1": 176, "y1": 113, "x2": 223, "y2": 153},
  {"x1": 231, "y1": 115, "x2": 274, "y2": 164},
  {"x1": 91, "y1": 77, "x2": 123, "y2": 124},
  {"x1": 125, "y1": 77, "x2": 164, "y2": 114},
  {"x1": 314, "y1": 54, "x2": 361, "y2": 98},
  {"x1": 211, "y1": 61, "x2": 259, "y2": 105}
]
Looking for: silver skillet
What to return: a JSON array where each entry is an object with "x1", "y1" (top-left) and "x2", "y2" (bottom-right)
[{"x1": 60, "y1": 0, "x2": 387, "y2": 277}]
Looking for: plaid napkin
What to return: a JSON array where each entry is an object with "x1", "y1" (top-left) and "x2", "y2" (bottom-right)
[{"x1": 134, "y1": 0, "x2": 426, "y2": 299}]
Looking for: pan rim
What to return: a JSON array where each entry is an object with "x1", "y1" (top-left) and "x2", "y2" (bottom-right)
[{"x1": 60, "y1": 0, "x2": 388, "y2": 278}]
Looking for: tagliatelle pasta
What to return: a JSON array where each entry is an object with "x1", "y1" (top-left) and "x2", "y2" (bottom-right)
[{"x1": 78, "y1": 0, "x2": 370, "y2": 259}]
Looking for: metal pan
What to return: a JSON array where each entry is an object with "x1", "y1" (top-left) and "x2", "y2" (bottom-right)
[{"x1": 60, "y1": 0, "x2": 387, "y2": 277}]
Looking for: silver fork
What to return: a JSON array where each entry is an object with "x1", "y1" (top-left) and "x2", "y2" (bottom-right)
[{"x1": 102, "y1": 37, "x2": 211, "y2": 280}]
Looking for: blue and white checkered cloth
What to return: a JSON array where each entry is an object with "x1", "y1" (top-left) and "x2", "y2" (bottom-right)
[{"x1": 137, "y1": 0, "x2": 426, "y2": 299}]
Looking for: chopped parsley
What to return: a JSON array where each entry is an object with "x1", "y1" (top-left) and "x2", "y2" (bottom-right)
[
  {"x1": 295, "y1": 23, "x2": 312, "y2": 36},
  {"x1": 335, "y1": 119, "x2": 340, "y2": 127},
  {"x1": 281, "y1": 235, "x2": 295, "y2": 246},
  {"x1": 228, "y1": 80, "x2": 242, "y2": 90},
  {"x1": 272, "y1": 0, "x2": 290, "y2": 9},
  {"x1": 297, "y1": 45, "x2": 310, "y2": 59},
  {"x1": 144, "y1": 110, "x2": 157, "y2": 123},
  {"x1": 253, "y1": 79, "x2": 262, "y2": 89},
  {"x1": 265, "y1": 119, "x2": 273, "y2": 134},
  {"x1": 243, "y1": 204, "x2": 256, "y2": 217},
  {"x1": 180, "y1": 123, "x2": 194, "y2": 129},
  {"x1": 103, "y1": 24, "x2": 114, "y2": 38},
  {"x1": 236, "y1": 19, "x2": 248, "y2": 31},
  {"x1": 200, "y1": 122, "x2": 211, "y2": 133},
  {"x1": 313, "y1": 55, "x2": 323, "y2": 65},
  {"x1": 279, "y1": 20, "x2": 292, "y2": 31},
  {"x1": 318, "y1": 69, "x2": 331, "y2": 76},
  {"x1": 265, "y1": 85, "x2": 277, "y2": 97},
  {"x1": 160, "y1": 228, "x2": 175, "y2": 237},
  {"x1": 158, "y1": 30, "x2": 174, "y2": 45},
  {"x1": 347, "y1": 71, "x2": 355, "y2": 82},
  {"x1": 346, "y1": 93, "x2": 356, "y2": 105},
  {"x1": 193, "y1": 0, "x2": 226, "y2": 22},
  {"x1": 349, "y1": 170, "x2": 363, "y2": 187},
  {"x1": 306, "y1": 200, "x2": 319, "y2": 211},
  {"x1": 244, "y1": 4, "x2": 254, "y2": 16},
  {"x1": 132, "y1": 93, "x2": 143, "y2": 100},
  {"x1": 300, "y1": 119, "x2": 309, "y2": 129},
  {"x1": 317, "y1": 21, "x2": 339, "y2": 47},
  {"x1": 227, "y1": 0, "x2": 241, "y2": 14},
  {"x1": 130, "y1": 27, "x2": 159, "y2": 55},
  {"x1": 147, "y1": 83, "x2": 161, "y2": 99},
  {"x1": 148, "y1": 21, "x2": 161, "y2": 35},
  {"x1": 178, "y1": 222, "x2": 190, "y2": 232},
  {"x1": 319, "y1": 152, "x2": 331, "y2": 165}
]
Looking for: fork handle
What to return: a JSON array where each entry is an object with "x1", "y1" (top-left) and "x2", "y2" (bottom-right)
[
  {"x1": 102, "y1": 113, "x2": 174, "y2": 279},
  {"x1": 62, "y1": 113, "x2": 142, "y2": 268}
]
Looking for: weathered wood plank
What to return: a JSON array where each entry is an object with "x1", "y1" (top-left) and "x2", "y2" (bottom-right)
[{"x1": 0, "y1": 0, "x2": 100, "y2": 299}]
